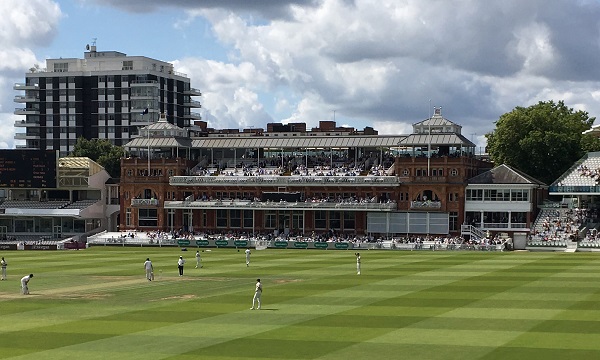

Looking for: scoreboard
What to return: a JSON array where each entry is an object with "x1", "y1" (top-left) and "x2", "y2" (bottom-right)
[{"x1": 0, "y1": 150, "x2": 57, "y2": 188}]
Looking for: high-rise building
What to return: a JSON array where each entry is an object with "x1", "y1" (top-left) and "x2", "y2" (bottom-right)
[{"x1": 13, "y1": 45, "x2": 201, "y2": 156}]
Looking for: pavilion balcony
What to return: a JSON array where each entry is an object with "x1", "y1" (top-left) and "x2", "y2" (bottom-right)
[
  {"x1": 131, "y1": 198, "x2": 159, "y2": 207},
  {"x1": 410, "y1": 200, "x2": 442, "y2": 210}
]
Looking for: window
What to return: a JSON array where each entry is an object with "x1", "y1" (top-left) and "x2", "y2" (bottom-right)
[
  {"x1": 138, "y1": 208, "x2": 157, "y2": 227},
  {"x1": 343, "y1": 212, "x2": 355, "y2": 230},
  {"x1": 167, "y1": 209, "x2": 175, "y2": 229},
  {"x1": 244, "y1": 210, "x2": 253, "y2": 228},
  {"x1": 122, "y1": 60, "x2": 133, "y2": 70},
  {"x1": 450, "y1": 168, "x2": 458, "y2": 176},
  {"x1": 466, "y1": 189, "x2": 483, "y2": 201},
  {"x1": 265, "y1": 211, "x2": 276, "y2": 228},
  {"x1": 511, "y1": 189, "x2": 528, "y2": 201},
  {"x1": 126, "y1": 208, "x2": 131, "y2": 226},
  {"x1": 292, "y1": 211, "x2": 303, "y2": 231},
  {"x1": 230, "y1": 209, "x2": 241, "y2": 228},
  {"x1": 449, "y1": 212, "x2": 458, "y2": 231},
  {"x1": 216, "y1": 209, "x2": 228, "y2": 228},
  {"x1": 511, "y1": 212, "x2": 527, "y2": 226},
  {"x1": 315, "y1": 211, "x2": 327, "y2": 229},
  {"x1": 402, "y1": 169, "x2": 409, "y2": 176},
  {"x1": 53, "y1": 62, "x2": 69, "y2": 72}
]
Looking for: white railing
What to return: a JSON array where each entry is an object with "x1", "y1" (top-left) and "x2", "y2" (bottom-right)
[
  {"x1": 410, "y1": 201, "x2": 442, "y2": 209},
  {"x1": 131, "y1": 199, "x2": 159, "y2": 206},
  {"x1": 170, "y1": 175, "x2": 400, "y2": 186},
  {"x1": 164, "y1": 200, "x2": 397, "y2": 211}
]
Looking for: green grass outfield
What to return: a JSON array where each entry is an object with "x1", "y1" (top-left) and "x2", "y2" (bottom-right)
[{"x1": 1, "y1": 248, "x2": 600, "y2": 359}]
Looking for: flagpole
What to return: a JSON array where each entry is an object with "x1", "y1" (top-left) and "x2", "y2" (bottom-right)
[
  {"x1": 428, "y1": 100, "x2": 431, "y2": 177},
  {"x1": 143, "y1": 108, "x2": 150, "y2": 176}
]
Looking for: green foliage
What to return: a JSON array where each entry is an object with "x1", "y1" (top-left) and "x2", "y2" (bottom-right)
[
  {"x1": 581, "y1": 133, "x2": 600, "y2": 153},
  {"x1": 70, "y1": 137, "x2": 124, "y2": 177},
  {"x1": 486, "y1": 100, "x2": 596, "y2": 185}
]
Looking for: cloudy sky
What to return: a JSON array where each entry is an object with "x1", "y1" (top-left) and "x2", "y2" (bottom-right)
[{"x1": 2, "y1": 0, "x2": 600, "y2": 151}]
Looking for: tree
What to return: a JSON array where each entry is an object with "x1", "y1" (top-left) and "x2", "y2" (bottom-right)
[
  {"x1": 486, "y1": 100, "x2": 599, "y2": 185},
  {"x1": 70, "y1": 138, "x2": 124, "y2": 178}
]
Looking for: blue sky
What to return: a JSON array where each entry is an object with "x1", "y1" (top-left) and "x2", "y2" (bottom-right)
[{"x1": 3, "y1": 0, "x2": 600, "y2": 151}]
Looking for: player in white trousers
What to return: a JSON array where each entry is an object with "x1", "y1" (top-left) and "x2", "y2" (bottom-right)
[
  {"x1": 178, "y1": 256, "x2": 186, "y2": 276},
  {"x1": 195, "y1": 251, "x2": 202, "y2": 268},
  {"x1": 1, "y1": 257, "x2": 7, "y2": 280},
  {"x1": 245, "y1": 248, "x2": 251, "y2": 267},
  {"x1": 144, "y1": 258, "x2": 153, "y2": 281},
  {"x1": 21, "y1": 274, "x2": 33, "y2": 295},
  {"x1": 355, "y1": 252, "x2": 361, "y2": 275},
  {"x1": 251, "y1": 278, "x2": 262, "y2": 310}
]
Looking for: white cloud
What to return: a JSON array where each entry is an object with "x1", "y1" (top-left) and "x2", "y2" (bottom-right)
[
  {"x1": 0, "y1": 0, "x2": 62, "y2": 149},
  {"x1": 6, "y1": 0, "x2": 600, "y2": 151}
]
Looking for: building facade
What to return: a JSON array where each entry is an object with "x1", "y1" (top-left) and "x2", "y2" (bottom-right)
[
  {"x1": 13, "y1": 45, "x2": 201, "y2": 156},
  {"x1": 120, "y1": 109, "x2": 512, "y2": 238}
]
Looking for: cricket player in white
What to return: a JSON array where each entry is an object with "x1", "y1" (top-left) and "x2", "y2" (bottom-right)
[
  {"x1": 245, "y1": 248, "x2": 251, "y2": 267},
  {"x1": 1, "y1": 257, "x2": 6, "y2": 280},
  {"x1": 21, "y1": 273, "x2": 33, "y2": 295},
  {"x1": 178, "y1": 256, "x2": 186, "y2": 276},
  {"x1": 355, "y1": 252, "x2": 361, "y2": 275},
  {"x1": 144, "y1": 258, "x2": 153, "y2": 281},
  {"x1": 195, "y1": 251, "x2": 202, "y2": 268},
  {"x1": 250, "y1": 278, "x2": 262, "y2": 310}
]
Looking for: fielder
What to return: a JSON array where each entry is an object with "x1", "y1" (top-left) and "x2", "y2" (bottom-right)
[
  {"x1": 144, "y1": 258, "x2": 154, "y2": 281},
  {"x1": 178, "y1": 256, "x2": 186, "y2": 276},
  {"x1": 355, "y1": 252, "x2": 361, "y2": 275},
  {"x1": 1, "y1": 257, "x2": 6, "y2": 280},
  {"x1": 245, "y1": 248, "x2": 251, "y2": 267},
  {"x1": 21, "y1": 273, "x2": 33, "y2": 295},
  {"x1": 250, "y1": 278, "x2": 262, "y2": 310},
  {"x1": 195, "y1": 250, "x2": 202, "y2": 268}
]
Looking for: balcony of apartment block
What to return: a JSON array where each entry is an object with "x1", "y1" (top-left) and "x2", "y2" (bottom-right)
[
  {"x1": 184, "y1": 100, "x2": 202, "y2": 108},
  {"x1": 130, "y1": 80, "x2": 159, "y2": 87},
  {"x1": 14, "y1": 119, "x2": 40, "y2": 127},
  {"x1": 15, "y1": 144, "x2": 38, "y2": 149},
  {"x1": 13, "y1": 83, "x2": 39, "y2": 91},
  {"x1": 184, "y1": 112, "x2": 202, "y2": 120},
  {"x1": 14, "y1": 132, "x2": 40, "y2": 140},
  {"x1": 14, "y1": 95, "x2": 40, "y2": 103},
  {"x1": 410, "y1": 200, "x2": 442, "y2": 210},
  {"x1": 14, "y1": 108, "x2": 40, "y2": 115},
  {"x1": 184, "y1": 87, "x2": 202, "y2": 96},
  {"x1": 129, "y1": 93, "x2": 157, "y2": 99},
  {"x1": 130, "y1": 198, "x2": 159, "y2": 207}
]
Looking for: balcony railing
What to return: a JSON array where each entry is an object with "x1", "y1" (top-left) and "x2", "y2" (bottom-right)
[
  {"x1": 164, "y1": 200, "x2": 397, "y2": 211},
  {"x1": 170, "y1": 175, "x2": 401, "y2": 186},
  {"x1": 131, "y1": 198, "x2": 159, "y2": 206},
  {"x1": 14, "y1": 108, "x2": 40, "y2": 115},
  {"x1": 184, "y1": 112, "x2": 202, "y2": 119},
  {"x1": 14, "y1": 83, "x2": 39, "y2": 90},
  {"x1": 410, "y1": 200, "x2": 442, "y2": 209},
  {"x1": 130, "y1": 80, "x2": 159, "y2": 86},
  {"x1": 483, "y1": 222, "x2": 528, "y2": 229},
  {"x1": 184, "y1": 100, "x2": 202, "y2": 108},
  {"x1": 14, "y1": 120, "x2": 39, "y2": 127},
  {"x1": 14, "y1": 95, "x2": 40, "y2": 102},
  {"x1": 14, "y1": 133, "x2": 40, "y2": 140},
  {"x1": 185, "y1": 88, "x2": 202, "y2": 96}
]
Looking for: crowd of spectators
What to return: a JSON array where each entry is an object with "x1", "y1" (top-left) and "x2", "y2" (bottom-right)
[{"x1": 577, "y1": 165, "x2": 600, "y2": 183}]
